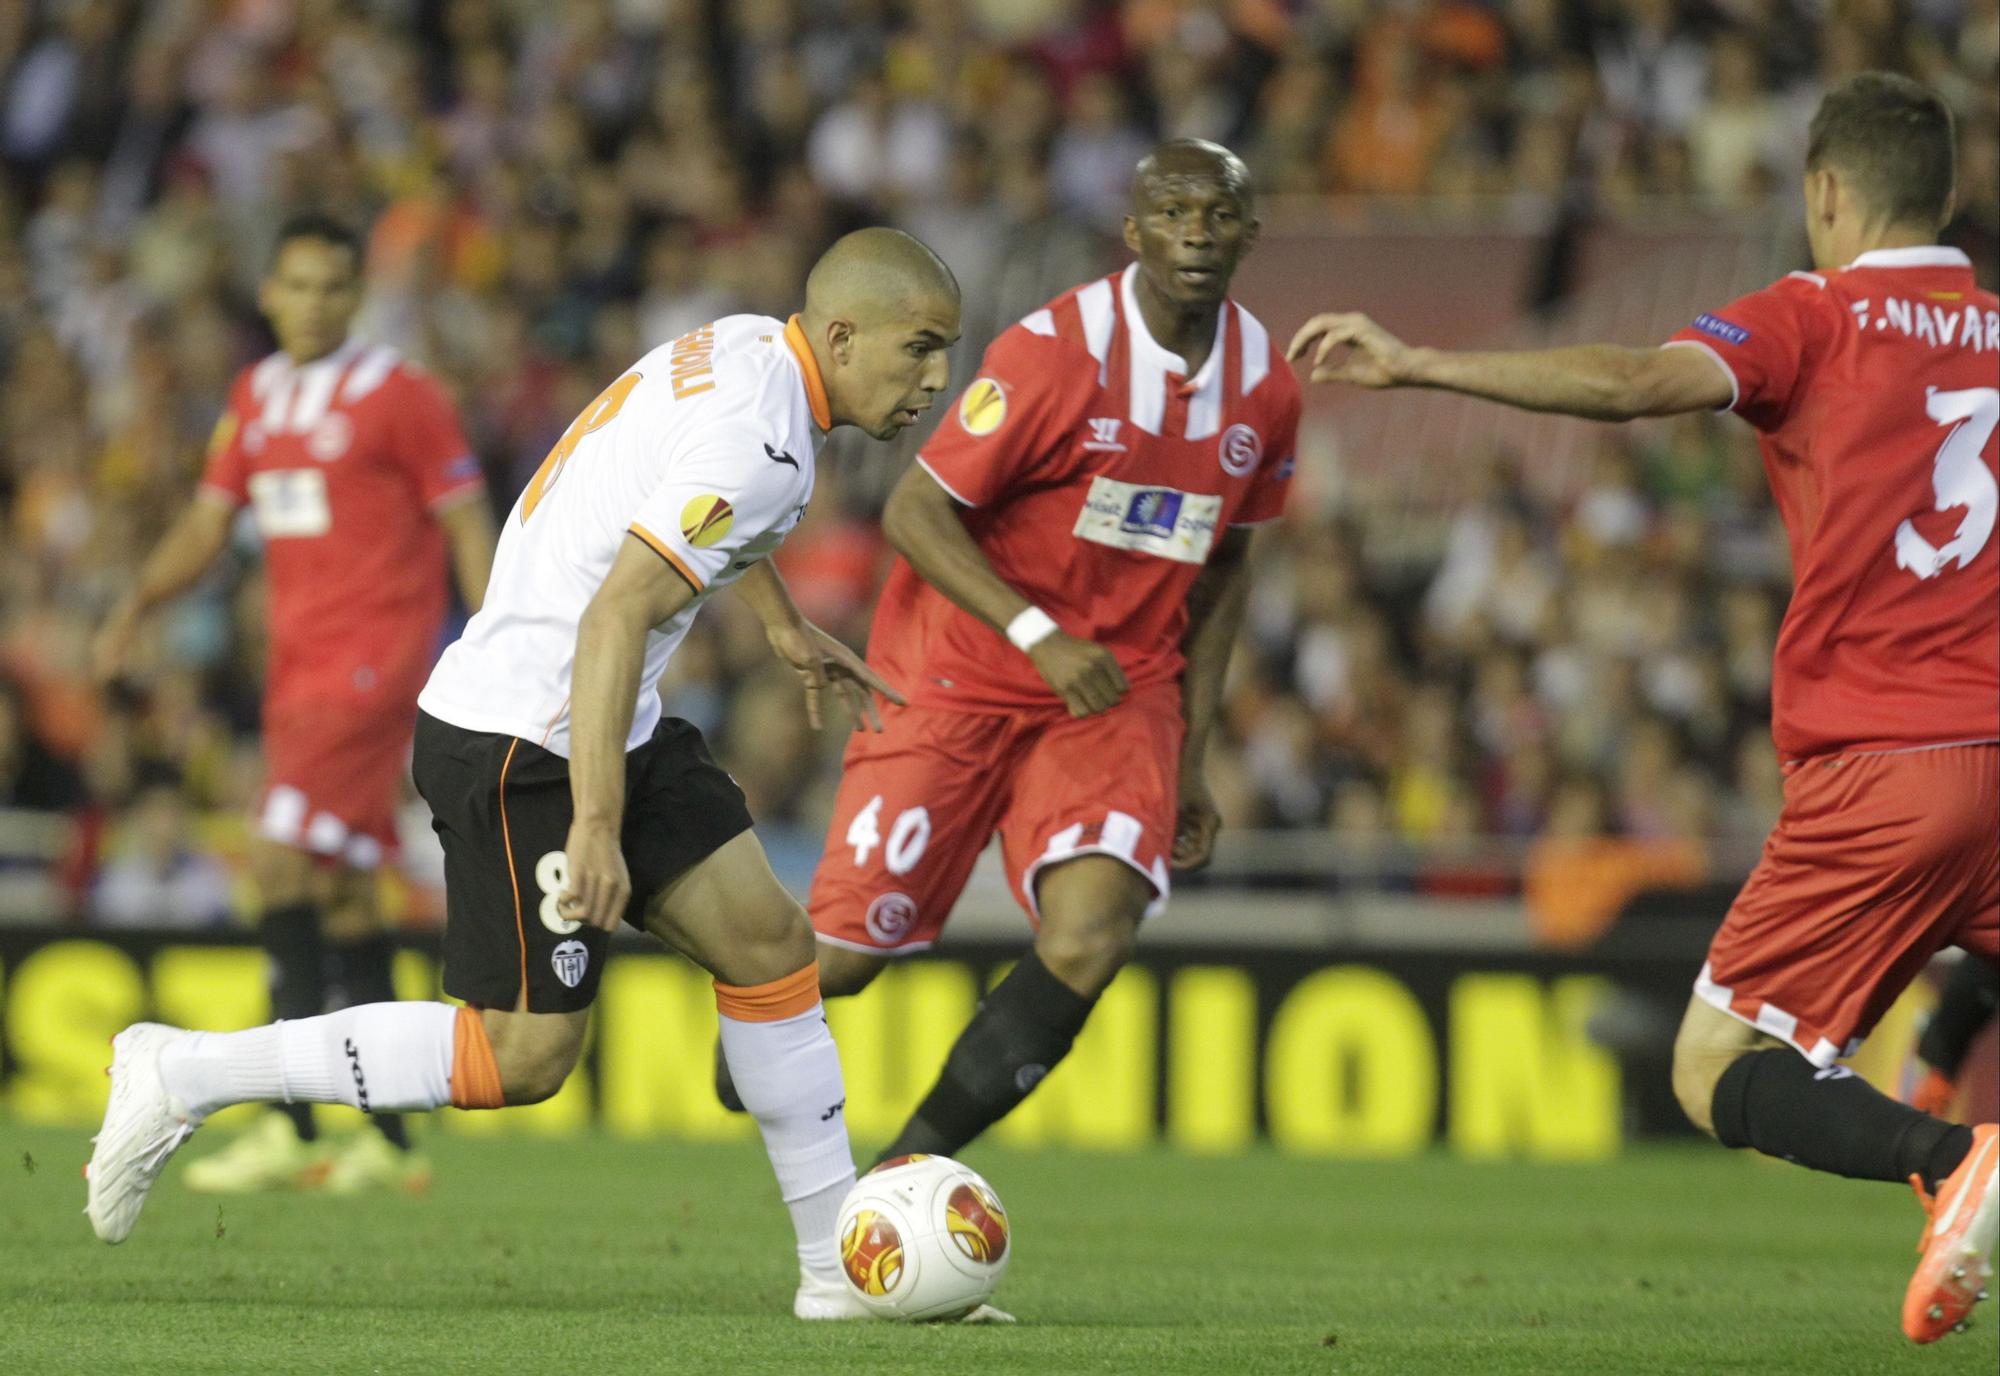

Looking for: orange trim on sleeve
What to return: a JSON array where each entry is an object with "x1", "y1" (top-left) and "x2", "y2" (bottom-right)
[
  {"x1": 450, "y1": 1006, "x2": 505, "y2": 1109},
  {"x1": 715, "y1": 961, "x2": 822, "y2": 1023},
  {"x1": 783, "y1": 315, "x2": 834, "y2": 430},
  {"x1": 628, "y1": 524, "x2": 705, "y2": 592}
]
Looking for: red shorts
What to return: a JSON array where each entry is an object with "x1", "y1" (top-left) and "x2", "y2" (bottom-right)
[
  {"x1": 808, "y1": 680, "x2": 1185, "y2": 953},
  {"x1": 1697, "y1": 743, "x2": 1999, "y2": 1066},
  {"x1": 254, "y1": 695, "x2": 418, "y2": 869}
]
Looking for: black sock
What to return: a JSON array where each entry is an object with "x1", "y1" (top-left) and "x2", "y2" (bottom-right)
[
  {"x1": 879, "y1": 951, "x2": 1096, "y2": 1162},
  {"x1": 262, "y1": 902, "x2": 323, "y2": 1143},
  {"x1": 329, "y1": 933, "x2": 411, "y2": 1152},
  {"x1": 1917, "y1": 956, "x2": 2000, "y2": 1080},
  {"x1": 1711, "y1": 1048, "x2": 1974, "y2": 1191}
]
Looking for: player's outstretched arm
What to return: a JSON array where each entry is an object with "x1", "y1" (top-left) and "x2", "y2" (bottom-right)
[
  {"x1": 882, "y1": 463, "x2": 1128, "y2": 718},
  {"x1": 561, "y1": 535, "x2": 698, "y2": 931},
  {"x1": 93, "y1": 492, "x2": 237, "y2": 684},
  {"x1": 732, "y1": 560, "x2": 904, "y2": 731},
  {"x1": 435, "y1": 492, "x2": 498, "y2": 613},
  {"x1": 1285, "y1": 312, "x2": 1733, "y2": 422},
  {"x1": 1173, "y1": 527, "x2": 1255, "y2": 871}
]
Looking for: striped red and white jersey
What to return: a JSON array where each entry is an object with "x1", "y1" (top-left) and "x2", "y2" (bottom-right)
[
  {"x1": 200, "y1": 340, "x2": 483, "y2": 710},
  {"x1": 873, "y1": 263, "x2": 1301, "y2": 713}
]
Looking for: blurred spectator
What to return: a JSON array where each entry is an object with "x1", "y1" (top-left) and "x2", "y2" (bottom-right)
[{"x1": 90, "y1": 774, "x2": 233, "y2": 929}]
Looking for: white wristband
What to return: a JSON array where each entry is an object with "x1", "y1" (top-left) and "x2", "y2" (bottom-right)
[{"x1": 1006, "y1": 607, "x2": 1059, "y2": 653}]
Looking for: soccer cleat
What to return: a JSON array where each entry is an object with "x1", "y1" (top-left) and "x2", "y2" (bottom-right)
[
  {"x1": 1903, "y1": 1123, "x2": 1999, "y2": 1343},
  {"x1": 791, "y1": 1268, "x2": 1016, "y2": 1323},
  {"x1": 793, "y1": 1267, "x2": 873, "y2": 1320},
  {"x1": 181, "y1": 1109, "x2": 331, "y2": 1194},
  {"x1": 315, "y1": 1130, "x2": 433, "y2": 1197},
  {"x1": 85, "y1": 1024, "x2": 202, "y2": 1243}
]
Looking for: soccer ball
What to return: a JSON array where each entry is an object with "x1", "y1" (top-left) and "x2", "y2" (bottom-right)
[{"x1": 836, "y1": 1154, "x2": 1011, "y2": 1321}]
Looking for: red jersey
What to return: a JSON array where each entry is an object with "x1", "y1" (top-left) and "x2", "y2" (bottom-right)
[
  {"x1": 1668, "y1": 246, "x2": 2000, "y2": 759},
  {"x1": 871, "y1": 265, "x2": 1301, "y2": 712},
  {"x1": 200, "y1": 340, "x2": 483, "y2": 711}
]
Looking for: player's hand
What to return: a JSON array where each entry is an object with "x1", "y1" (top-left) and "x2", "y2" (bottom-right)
[
  {"x1": 1028, "y1": 632, "x2": 1128, "y2": 718},
  {"x1": 91, "y1": 602, "x2": 140, "y2": 686},
  {"x1": 765, "y1": 619, "x2": 906, "y2": 731},
  {"x1": 1285, "y1": 312, "x2": 1417, "y2": 388},
  {"x1": 558, "y1": 818, "x2": 630, "y2": 933},
  {"x1": 1170, "y1": 770, "x2": 1221, "y2": 872}
]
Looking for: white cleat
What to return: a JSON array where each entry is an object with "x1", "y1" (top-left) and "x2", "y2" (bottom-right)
[
  {"x1": 793, "y1": 1267, "x2": 874, "y2": 1320},
  {"x1": 85, "y1": 1023, "x2": 201, "y2": 1244},
  {"x1": 790, "y1": 1268, "x2": 1016, "y2": 1323}
]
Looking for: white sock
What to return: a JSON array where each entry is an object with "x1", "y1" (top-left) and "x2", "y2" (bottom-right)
[
  {"x1": 718, "y1": 1004, "x2": 857, "y2": 1281},
  {"x1": 159, "y1": 1002, "x2": 457, "y2": 1121}
]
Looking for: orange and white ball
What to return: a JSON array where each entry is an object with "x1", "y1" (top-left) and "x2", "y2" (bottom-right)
[{"x1": 836, "y1": 1154, "x2": 1010, "y2": 1320}]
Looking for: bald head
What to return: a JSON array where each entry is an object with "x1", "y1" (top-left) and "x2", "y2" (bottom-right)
[
  {"x1": 795, "y1": 227, "x2": 961, "y2": 440},
  {"x1": 803, "y1": 227, "x2": 959, "y2": 329},
  {"x1": 1130, "y1": 139, "x2": 1255, "y2": 218}
]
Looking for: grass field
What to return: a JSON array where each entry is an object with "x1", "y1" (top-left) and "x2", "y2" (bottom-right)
[{"x1": 0, "y1": 1120, "x2": 1990, "y2": 1375}]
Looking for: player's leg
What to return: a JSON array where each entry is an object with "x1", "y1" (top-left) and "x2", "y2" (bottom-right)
[
  {"x1": 1676, "y1": 744, "x2": 1998, "y2": 1341},
  {"x1": 318, "y1": 863, "x2": 431, "y2": 1190},
  {"x1": 713, "y1": 703, "x2": 1008, "y2": 1110},
  {"x1": 880, "y1": 682, "x2": 1180, "y2": 1161},
  {"x1": 1672, "y1": 994, "x2": 1974, "y2": 1183},
  {"x1": 175, "y1": 831, "x2": 329, "y2": 1194},
  {"x1": 1909, "y1": 954, "x2": 2000, "y2": 1116},
  {"x1": 881, "y1": 855, "x2": 1153, "y2": 1161},
  {"x1": 640, "y1": 830, "x2": 858, "y2": 1309}
]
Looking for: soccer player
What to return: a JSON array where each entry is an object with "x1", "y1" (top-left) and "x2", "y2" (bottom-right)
[
  {"x1": 723, "y1": 140, "x2": 1300, "y2": 1166},
  {"x1": 87, "y1": 228, "x2": 995, "y2": 1323},
  {"x1": 93, "y1": 214, "x2": 497, "y2": 1195},
  {"x1": 1289, "y1": 73, "x2": 1998, "y2": 1344}
]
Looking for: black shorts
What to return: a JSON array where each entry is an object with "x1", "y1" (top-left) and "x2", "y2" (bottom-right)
[{"x1": 412, "y1": 711, "x2": 753, "y2": 1012}]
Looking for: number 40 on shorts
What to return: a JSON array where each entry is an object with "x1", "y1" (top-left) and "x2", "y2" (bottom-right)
[{"x1": 847, "y1": 796, "x2": 931, "y2": 875}]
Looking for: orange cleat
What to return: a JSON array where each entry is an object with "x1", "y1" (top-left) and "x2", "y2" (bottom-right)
[
  {"x1": 1909, "y1": 1067, "x2": 1958, "y2": 1119},
  {"x1": 1903, "y1": 1123, "x2": 1999, "y2": 1343}
]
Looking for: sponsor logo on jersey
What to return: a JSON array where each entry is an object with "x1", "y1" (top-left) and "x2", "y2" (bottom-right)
[
  {"x1": 958, "y1": 378, "x2": 1007, "y2": 436},
  {"x1": 1072, "y1": 476, "x2": 1220, "y2": 564},
  {"x1": 864, "y1": 892, "x2": 919, "y2": 945},
  {"x1": 343, "y1": 1037, "x2": 371, "y2": 1111},
  {"x1": 763, "y1": 442, "x2": 799, "y2": 468},
  {"x1": 552, "y1": 939, "x2": 590, "y2": 989},
  {"x1": 680, "y1": 494, "x2": 735, "y2": 547},
  {"x1": 1692, "y1": 313, "x2": 1751, "y2": 346},
  {"x1": 1218, "y1": 423, "x2": 1262, "y2": 476}
]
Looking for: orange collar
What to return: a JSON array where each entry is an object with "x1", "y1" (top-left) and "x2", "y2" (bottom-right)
[{"x1": 783, "y1": 315, "x2": 833, "y2": 430}]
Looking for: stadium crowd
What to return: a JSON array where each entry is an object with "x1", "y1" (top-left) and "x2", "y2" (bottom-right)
[{"x1": 0, "y1": 0, "x2": 1994, "y2": 931}]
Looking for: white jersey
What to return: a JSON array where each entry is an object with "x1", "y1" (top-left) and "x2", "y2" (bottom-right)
[{"x1": 419, "y1": 314, "x2": 827, "y2": 756}]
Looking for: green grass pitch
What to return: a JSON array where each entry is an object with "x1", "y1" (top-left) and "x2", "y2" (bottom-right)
[{"x1": 0, "y1": 1121, "x2": 1990, "y2": 1375}]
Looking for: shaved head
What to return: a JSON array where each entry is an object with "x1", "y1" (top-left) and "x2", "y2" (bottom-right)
[
  {"x1": 796, "y1": 227, "x2": 962, "y2": 439},
  {"x1": 804, "y1": 227, "x2": 959, "y2": 329},
  {"x1": 1130, "y1": 138, "x2": 1255, "y2": 218}
]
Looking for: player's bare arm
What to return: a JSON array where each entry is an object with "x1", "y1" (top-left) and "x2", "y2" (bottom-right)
[
  {"x1": 560, "y1": 535, "x2": 699, "y2": 932},
  {"x1": 882, "y1": 463, "x2": 1128, "y2": 718},
  {"x1": 1172, "y1": 526, "x2": 1254, "y2": 871},
  {"x1": 732, "y1": 558, "x2": 903, "y2": 731},
  {"x1": 93, "y1": 490, "x2": 237, "y2": 683},
  {"x1": 434, "y1": 493, "x2": 497, "y2": 613},
  {"x1": 1285, "y1": 312, "x2": 1734, "y2": 421}
]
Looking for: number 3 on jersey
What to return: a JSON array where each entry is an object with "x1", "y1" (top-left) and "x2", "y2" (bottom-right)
[
  {"x1": 521, "y1": 372, "x2": 642, "y2": 522},
  {"x1": 1895, "y1": 386, "x2": 1999, "y2": 580},
  {"x1": 847, "y1": 796, "x2": 931, "y2": 875}
]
